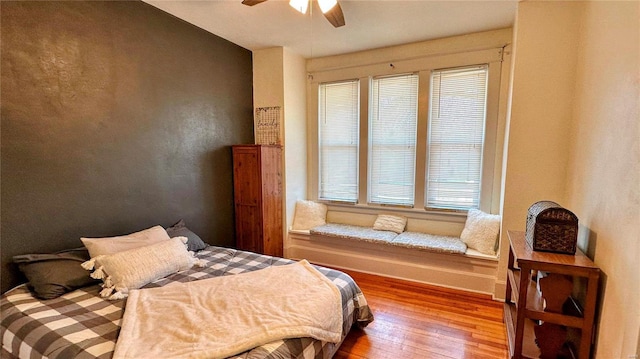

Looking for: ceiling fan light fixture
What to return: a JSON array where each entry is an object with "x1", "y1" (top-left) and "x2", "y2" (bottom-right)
[
  {"x1": 246, "y1": 0, "x2": 344, "y2": 28},
  {"x1": 318, "y1": 0, "x2": 337, "y2": 14},
  {"x1": 289, "y1": 0, "x2": 309, "y2": 14}
]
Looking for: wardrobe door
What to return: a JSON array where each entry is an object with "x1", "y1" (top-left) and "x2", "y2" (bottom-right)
[
  {"x1": 232, "y1": 145, "x2": 283, "y2": 256},
  {"x1": 232, "y1": 146, "x2": 263, "y2": 253}
]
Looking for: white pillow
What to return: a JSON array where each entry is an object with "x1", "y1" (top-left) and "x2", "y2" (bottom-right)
[
  {"x1": 373, "y1": 214, "x2": 407, "y2": 234},
  {"x1": 460, "y1": 209, "x2": 501, "y2": 255},
  {"x1": 291, "y1": 201, "x2": 328, "y2": 230},
  {"x1": 82, "y1": 237, "x2": 204, "y2": 299},
  {"x1": 81, "y1": 225, "x2": 170, "y2": 258}
]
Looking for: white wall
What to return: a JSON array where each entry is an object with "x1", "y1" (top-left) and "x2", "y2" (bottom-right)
[
  {"x1": 282, "y1": 49, "x2": 308, "y2": 252},
  {"x1": 253, "y1": 47, "x2": 307, "y2": 254},
  {"x1": 504, "y1": 1, "x2": 639, "y2": 357},
  {"x1": 500, "y1": 1, "x2": 582, "y2": 261},
  {"x1": 566, "y1": 2, "x2": 639, "y2": 357},
  {"x1": 497, "y1": 0, "x2": 584, "y2": 300},
  {"x1": 253, "y1": 48, "x2": 284, "y2": 109}
]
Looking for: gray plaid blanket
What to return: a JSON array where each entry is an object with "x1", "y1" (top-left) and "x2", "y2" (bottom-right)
[{"x1": 1, "y1": 246, "x2": 374, "y2": 359}]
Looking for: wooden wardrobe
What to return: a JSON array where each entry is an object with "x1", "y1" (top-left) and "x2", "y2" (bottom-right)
[{"x1": 231, "y1": 145, "x2": 283, "y2": 257}]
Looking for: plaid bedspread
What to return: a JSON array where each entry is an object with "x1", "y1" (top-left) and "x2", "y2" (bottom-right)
[{"x1": 1, "y1": 246, "x2": 373, "y2": 359}]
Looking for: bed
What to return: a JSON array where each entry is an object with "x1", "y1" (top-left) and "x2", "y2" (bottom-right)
[{"x1": 1, "y1": 244, "x2": 374, "y2": 359}]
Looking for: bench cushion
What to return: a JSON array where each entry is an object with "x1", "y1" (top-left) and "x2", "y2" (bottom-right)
[
  {"x1": 310, "y1": 223, "x2": 398, "y2": 244},
  {"x1": 310, "y1": 223, "x2": 467, "y2": 255},
  {"x1": 393, "y1": 232, "x2": 467, "y2": 254}
]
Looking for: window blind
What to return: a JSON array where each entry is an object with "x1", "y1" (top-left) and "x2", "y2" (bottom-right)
[
  {"x1": 318, "y1": 80, "x2": 360, "y2": 202},
  {"x1": 369, "y1": 74, "x2": 419, "y2": 206},
  {"x1": 426, "y1": 65, "x2": 488, "y2": 209}
]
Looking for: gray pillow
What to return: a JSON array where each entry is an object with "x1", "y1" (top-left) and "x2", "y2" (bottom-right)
[
  {"x1": 14, "y1": 248, "x2": 100, "y2": 300},
  {"x1": 166, "y1": 219, "x2": 207, "y2": 252}
]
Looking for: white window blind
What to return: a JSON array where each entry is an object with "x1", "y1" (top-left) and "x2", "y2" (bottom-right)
[
  {"x1": 318, "y1": 80, "x2": 360, "y2": 202},
  {"x1": 369, "y1": 74, "x2": 419, "y2": 206},
  {"x1": 426, "y1": 65, "x2": 488, "y2": 210}
]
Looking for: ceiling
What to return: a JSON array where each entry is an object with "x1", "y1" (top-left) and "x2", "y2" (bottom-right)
[{"x1": 144, "y1": 0, "x2": 518, "y2": 58}]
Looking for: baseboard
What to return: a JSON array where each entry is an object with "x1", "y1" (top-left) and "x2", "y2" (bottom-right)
[{"x1": 493, "y1": 280, "x2": 507, "y2": 301}]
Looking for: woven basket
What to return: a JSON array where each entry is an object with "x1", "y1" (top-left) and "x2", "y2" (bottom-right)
[{"x1": 526, "y1": 201, "x2": 578, "y2": 254}]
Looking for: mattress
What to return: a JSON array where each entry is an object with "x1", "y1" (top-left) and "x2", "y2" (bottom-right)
[{"x1": 1, "y1": 245, "x2": 374, "y2": 359}]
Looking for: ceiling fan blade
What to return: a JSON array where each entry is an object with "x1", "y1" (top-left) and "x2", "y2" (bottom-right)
[
  {"x1": 241, "y1": 0, "x2": 267, "y2": 6},
  {"x1": 323, "y1": 2, "x2": 345, "y2": 28}
]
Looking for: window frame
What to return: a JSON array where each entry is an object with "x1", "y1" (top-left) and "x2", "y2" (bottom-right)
[
  {"x1": 307, "y1": 47, "x2": 505, "y2": 216},
  {"x1": 317, "y1": 79, "x2": 361, "y2": 203},
  {"x1": 425, "y1": 64, "x2": 491, "y2": 211},
  {"x1": 368, "y1": 73, "x2": 420, "y2": 207}
]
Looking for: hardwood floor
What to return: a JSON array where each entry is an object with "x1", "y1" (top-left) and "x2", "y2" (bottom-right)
[{"x1": 334, "y1": 269, "x2": 508, "y2": 359}]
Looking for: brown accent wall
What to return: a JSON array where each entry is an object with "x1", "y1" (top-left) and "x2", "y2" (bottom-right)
[{"x1": 1, "y1": 1, "x2": 254, "y2": 292}]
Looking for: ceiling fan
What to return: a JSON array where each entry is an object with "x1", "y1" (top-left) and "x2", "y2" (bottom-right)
[{"x1": 241, "y1": 0, "x2": 346, "y2": 28}]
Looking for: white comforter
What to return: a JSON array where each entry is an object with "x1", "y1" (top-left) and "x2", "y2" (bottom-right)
[{"x1": 113, "y1": 260, "x2": 343, "y2": 359}]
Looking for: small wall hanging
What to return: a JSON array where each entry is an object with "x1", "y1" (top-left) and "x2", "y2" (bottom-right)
[{"x1": 254, "y1": 106, "x2": 282, "y2": 145}]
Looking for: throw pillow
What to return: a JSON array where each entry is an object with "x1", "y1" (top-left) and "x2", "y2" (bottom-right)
[
  {"x1": 460, "y1": 208, "x2": 501, "y2": 255},
  {"x1": 82, "y1": 237, "x2": 205, "y2": 300},
  {"x1": 166, "y1": 219, "x2": 207, "y2": 252},
  {"x1": 291, "y1": 200, "x2": 328, "y2": 230},
  {"x1": 14, "y1": 248, "x2": 100, "y2": 299},
  {"x1": 81, "y1": 225, "x2": 170, "y2": 258},
  {"x1": 373, "y1": 214, "x2": 407, "y2": 234}
]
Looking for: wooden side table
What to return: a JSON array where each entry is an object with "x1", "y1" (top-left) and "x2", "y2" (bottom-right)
[{"x1": 504, "y1": 231, "x2": 600, "y2": 359}]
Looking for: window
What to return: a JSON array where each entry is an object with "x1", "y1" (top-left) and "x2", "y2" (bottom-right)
[
  {"x1": 426, "y1": 66, "x2": 488, "y2": 210},
  {"x1": 309, "y1": 44, "x2": 503, "y2": 214},
  {"x1": 318, "y1": 80, "x2": 360, "y2": 202},
  {"x1": 369, "y1": 74, "x2": 419, "y2": 206}
]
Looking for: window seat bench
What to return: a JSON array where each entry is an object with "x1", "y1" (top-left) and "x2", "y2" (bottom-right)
[{"x1": 287, "y1": 220, "x2": 501, "y2": 297}]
